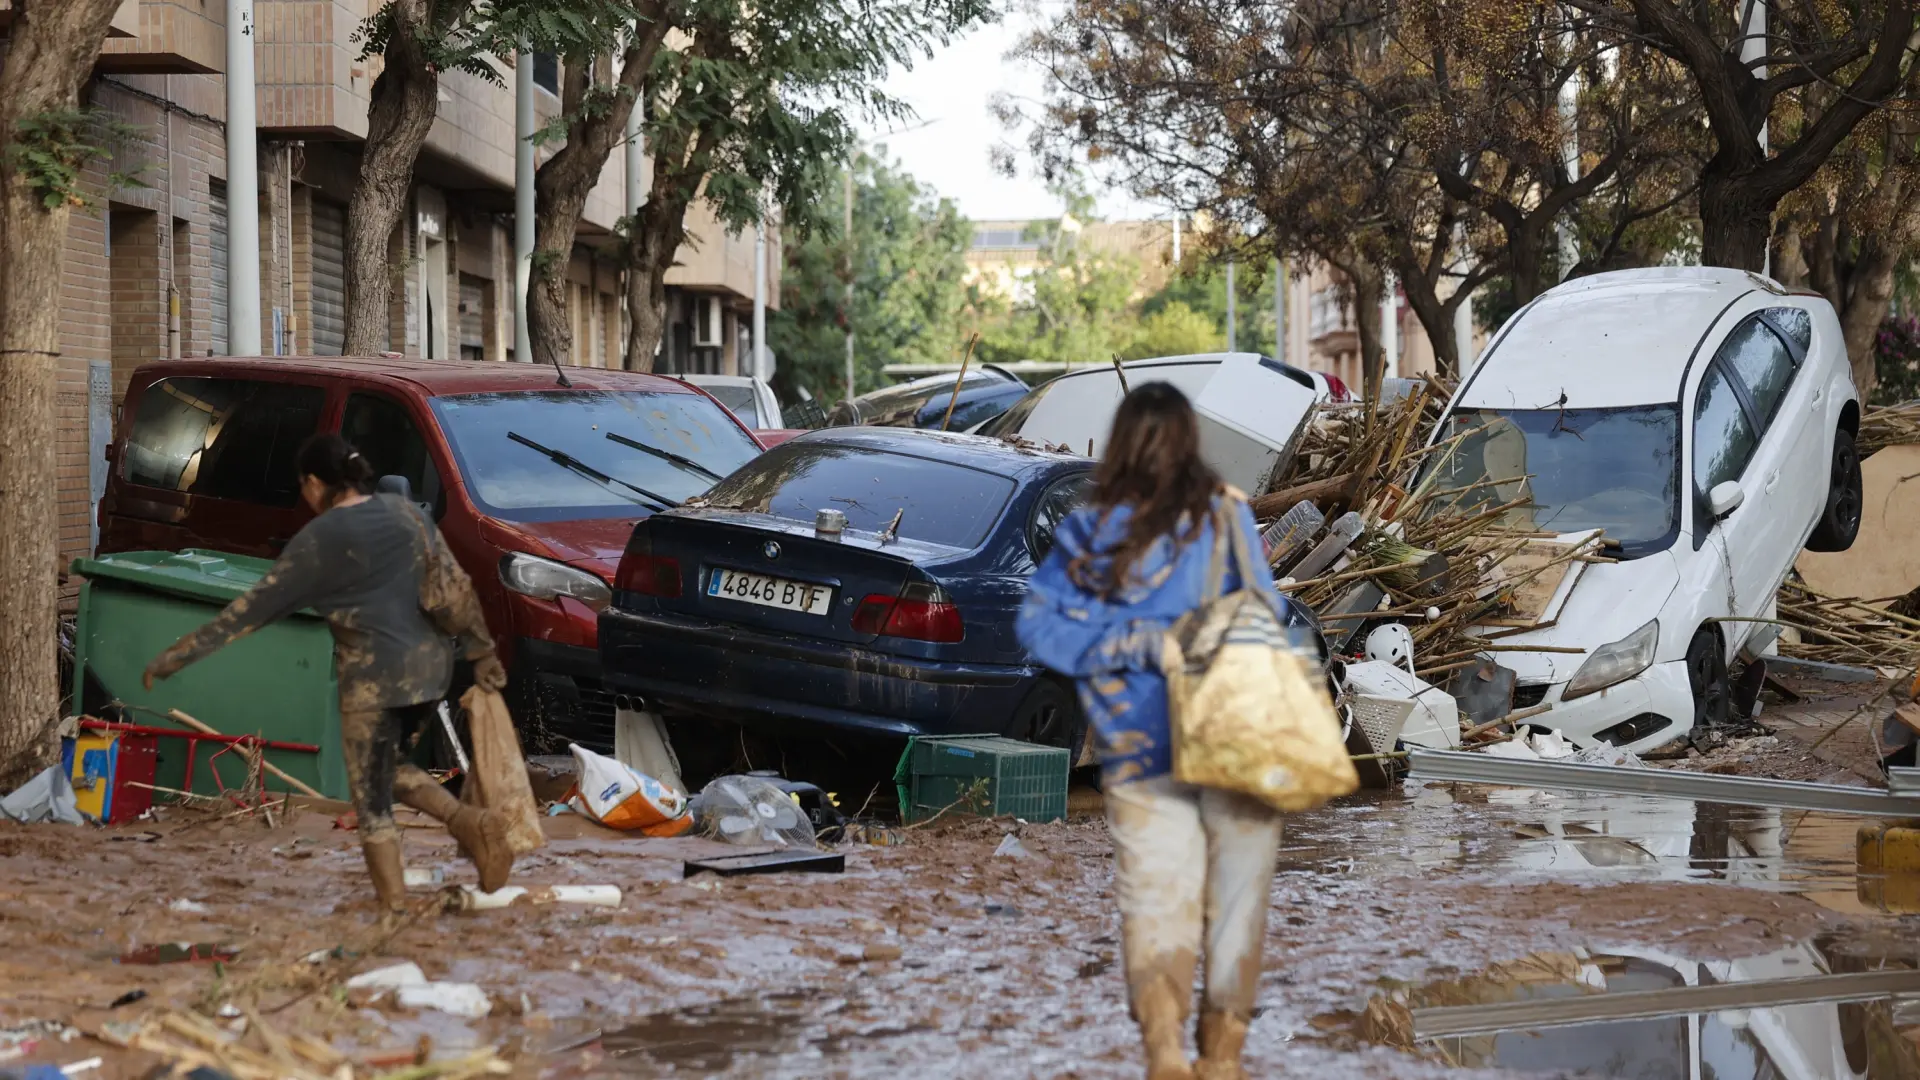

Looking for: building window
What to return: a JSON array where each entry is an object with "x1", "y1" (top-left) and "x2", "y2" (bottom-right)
[{"x1": 533, "y1": 53, "x2": 559, "y2": 95}]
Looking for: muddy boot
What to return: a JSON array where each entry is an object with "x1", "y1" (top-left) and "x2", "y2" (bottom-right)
[
  {"x1": 361, "y1": 833, "x2": 408, "y2": 921},
  {"x1": 1133, "y1": 974, "x2": 1195, "y2": 1080},
  {"x1": 393, "y1": 767, "x2": 512, "y2": 892},
  {"x1": 1194, "y1": 1010, "x2": 1250, "y2": 1080},
  {"x1": 445, "y1": 805, "x2": 514, "y2": 893}
]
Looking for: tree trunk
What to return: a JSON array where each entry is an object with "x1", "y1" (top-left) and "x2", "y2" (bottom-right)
[
  {"x1": 1393, "y1": 257, "x2": 1460, "y2": 378},
  {"x1": 1341, "y1": 262, "x2": 1385, "y2": 399},
  {"x1": 343, "y1": 1, "x2": 440, "y2": 356},
  {"x1": 529, "y1": 33, "x2": 665, "y2": 373},
  {"x1": 622, "y1": 204, "x2": 689, "y2": 372},
  {"x1": 0, "y1": 0, "x2": 127, "y2": 787},
  {"x1": 1836, "y1": 243, "x2": 1898, "y2": 399},
  {"x1": 1698, "y1": 171, "x2": 1778, "y2": 272}
]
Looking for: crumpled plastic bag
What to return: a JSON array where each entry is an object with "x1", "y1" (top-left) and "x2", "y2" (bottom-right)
[
  {"x1": 0, "y1": 763, "x2": 84, "y2": 825},
  {"x1": 563, "y1": 743, "x2": 691, "y2": 836},
  {"x1": 687, "y1": 775, "x2": 817, "y2": 848}
]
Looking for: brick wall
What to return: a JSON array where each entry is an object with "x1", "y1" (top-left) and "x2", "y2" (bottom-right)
[{"x1": 57, "y1": 77, "x2": 225, "y2": 573}]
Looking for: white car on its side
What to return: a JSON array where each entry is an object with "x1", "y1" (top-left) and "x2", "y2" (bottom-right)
[
  {"x1": 1424, "y1": 267, "x2": 1862, "y2": 753},
  {"x1": 680, "y1": 374, "x2": 784, "y2": 431},
  {"x1": 977, "y1": 352, "x2": 1327, "y2": 496}
]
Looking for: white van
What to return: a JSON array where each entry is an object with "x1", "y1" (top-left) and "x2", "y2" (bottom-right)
[{"x1": 1426, "y1": 267, "x2": 1862, "y2": 752}]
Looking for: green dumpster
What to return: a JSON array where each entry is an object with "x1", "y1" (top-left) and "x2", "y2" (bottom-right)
[{"x1": 70, "y1": 549, "x2": 347, "y2": 800}]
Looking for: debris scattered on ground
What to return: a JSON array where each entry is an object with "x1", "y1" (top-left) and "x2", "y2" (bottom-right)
[
  {"x1": 992, "y1": 833, "x2": 1033, "y2": 859},
  {"x1": 687, "y1": 774, "x2": 817, "y2": 848},
  {"x1": 0, "y1": 764, "x2": 84, "y2": 825},
  {"x1": 682, "y1": 849, "x2": 847, "y2": 877},
  {"x1": 116, "y1": 943, "x2": 239, "y2": 965},
  {"x1": 563, "y1": 743, "x2": 690, "y2": 836},
  {"x1": 446, "y1": 883, "x2": 622, "y2": 912},
  {"x1": 346, "y1": 961, "x2": 492, "y2": 1018},
  {"x1": 1776, "y1": 577, "x2": 1920, "y2": 669},
  {"x1": 0, "y1": 1020, "x2": 80, "y2": 1063}
]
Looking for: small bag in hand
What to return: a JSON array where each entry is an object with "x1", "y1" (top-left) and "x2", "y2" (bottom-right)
[{"x1": 1164, "y1": 495, "x2": 1358, "y2": 812}]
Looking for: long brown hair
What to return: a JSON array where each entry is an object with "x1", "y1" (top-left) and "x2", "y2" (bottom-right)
[{"x1": 1069, "y1": 382, "x2": 1221, "y2": 597}]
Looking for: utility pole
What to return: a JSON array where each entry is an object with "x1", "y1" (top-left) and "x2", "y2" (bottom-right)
[
  {"x1": 1225, "y1": 258, "x2": 1237, "y2": 352},
  {"x1": 623, "y1": 77, "x2": 644, "y2": 369},
  {"x1": 752, "y1": 219, "x2": 767, "y2": 382},
  {"x1": 225, "y1": 0, "x2": 261, "y2": 356},
  {"x1": 1740, "y1": 0, "x2": 1770, "y2": 276},
  {"x1": 513, "y1": 36, "x2": 535, "y2": 363},
  {"x1": 1273, "y1": 258, "x2": 1287, "y2": 363},
  {"x1": 1381, "y1": 273, "x2": 1400, "y2": 380},
  {"x1": 842, "y1": 164, "x2": 855, "y2": 401}
]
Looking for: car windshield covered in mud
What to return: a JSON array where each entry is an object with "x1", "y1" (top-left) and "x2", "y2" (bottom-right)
[
  {"x1": 1424, "y1": 405, "x2": 1682, "y2": 558},
  {"x1": 431, "y1": 389, "x2": 763, "y2": 521}
]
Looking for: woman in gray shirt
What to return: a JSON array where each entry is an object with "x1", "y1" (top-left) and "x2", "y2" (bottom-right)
[{"x1": 144, "y1": 434, "x2": 514, "y2": 919}]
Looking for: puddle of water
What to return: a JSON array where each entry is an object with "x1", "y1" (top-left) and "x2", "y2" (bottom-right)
[
  {"x1": 1330, "y1": 941, "x2": 1920, "y2": 1078},
  {"x1": 1280, "y1": 786, "x2": 1909, "y2": 916},
  {"x1": 594, "y1": 992, "x2": 818, "y2": 1072}
]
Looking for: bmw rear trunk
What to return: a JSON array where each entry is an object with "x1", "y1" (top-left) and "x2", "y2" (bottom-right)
[{"x1": 597, "y1": 437, "x2": 1043, "y2": 737}]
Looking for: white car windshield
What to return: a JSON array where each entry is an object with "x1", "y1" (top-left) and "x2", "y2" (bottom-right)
[{"x1": 1423, "y1": 405, "x2": 1681, "y2": 556}]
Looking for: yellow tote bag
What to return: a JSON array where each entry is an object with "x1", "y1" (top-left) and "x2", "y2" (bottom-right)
[{"x1": 1164, "y1": 498, "x2": 1357, "y2": 811}]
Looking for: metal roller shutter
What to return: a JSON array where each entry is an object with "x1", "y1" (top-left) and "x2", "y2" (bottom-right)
[
  {"x1": 210, "y1": 182, "x2": 229, "y2": 356},
  {"x1": 310, "y1": 199, "x2": 346, "y2": 355}
]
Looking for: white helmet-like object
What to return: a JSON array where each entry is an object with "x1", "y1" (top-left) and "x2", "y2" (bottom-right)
[{"x1": 1364, "y1": 623, "x2": 1414, "y2": 672}]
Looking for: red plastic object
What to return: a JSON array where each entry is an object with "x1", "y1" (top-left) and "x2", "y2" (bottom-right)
[{"x1": 108, "y1": 732, "x2": 158, "y2": 824}]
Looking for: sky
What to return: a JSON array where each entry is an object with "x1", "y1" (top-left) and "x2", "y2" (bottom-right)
[{"x1": 859, "y1": 11, "x2": 1164, "y2": 225}]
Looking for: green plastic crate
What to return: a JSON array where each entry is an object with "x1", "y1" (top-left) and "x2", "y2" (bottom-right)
[{"x1": 900, "y1": 734, "x2": 1068, "y2": 823}]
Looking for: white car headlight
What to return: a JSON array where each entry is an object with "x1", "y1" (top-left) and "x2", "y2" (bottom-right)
[
  {"x1": 1562, "y1": 619, "x2": 1659, "y2": 700},
  {"x1": 499, "y1": 553, "x2": 611, "y2": 612}
]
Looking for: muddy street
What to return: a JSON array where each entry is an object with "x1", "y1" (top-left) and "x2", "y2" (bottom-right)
[{"x1": 6, "y1": 739, "x2": 1919, "y2": 1079}]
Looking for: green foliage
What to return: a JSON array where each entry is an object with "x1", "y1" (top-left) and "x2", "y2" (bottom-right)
[
  {"x1": 1138, "y1": 261, "x2": 1271, "y2": 355},
  {"x1": 5, "y1": 109, "x2": 138, "y2": 211},
  {"x1": 1874, "y1": 316, "x2": 1920, "y2": 405},
  {"x1": 769, "y1": 151, "x2": 974, "y2": 400},
  {"x1": 634, "y1": 0, "x2": 991, "y2": 240},
  {"x1": 1125, "y1": 300, "x2": 1221, "y2": 359},
  {"x1": 973, "y1": 223, "x2": 1142, "y2": 368}
]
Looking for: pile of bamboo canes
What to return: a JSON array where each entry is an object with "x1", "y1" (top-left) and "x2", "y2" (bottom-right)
[
  {"x1": 104, "y1": 1008, "x2": 510, "y2": 1080},
  {"x1": 1858, "y1": 401, "x2": 1920, "y2": 458},
  {"x1": 1775, "y1": 579, "x2": 1920, "y2": 668},
  {"x1": 1256, "y1": 386, "x2": 1615, "y2": 681}
]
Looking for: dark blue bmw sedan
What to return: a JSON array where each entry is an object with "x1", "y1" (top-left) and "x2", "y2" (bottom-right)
[{"x1": 597, "y1": 428, "x2": 1097, "y2": 754}]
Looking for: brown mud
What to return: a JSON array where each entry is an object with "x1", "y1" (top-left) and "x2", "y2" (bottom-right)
[{"x1": 4, "y1": 750, "x2": 1913, "y2": 1080}]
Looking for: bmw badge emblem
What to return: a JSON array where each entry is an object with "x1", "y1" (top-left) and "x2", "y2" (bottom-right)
[{"x1": 763, "y1": 540, "x2": 781, "y2": 560}]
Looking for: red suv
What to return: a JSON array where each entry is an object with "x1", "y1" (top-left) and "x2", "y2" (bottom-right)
[{"x1": 97, "y1": 356, "x2": 764, "y2": 749}]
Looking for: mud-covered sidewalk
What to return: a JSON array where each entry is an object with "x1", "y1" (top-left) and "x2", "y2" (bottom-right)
[{"x1": 6, "y1": 754, "x2": 1918, "y2": 1079}]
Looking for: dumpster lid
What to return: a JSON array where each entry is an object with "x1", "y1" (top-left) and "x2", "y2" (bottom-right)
[{"x1": 71, "y1": 549, "x2": 300, "y2": 608}]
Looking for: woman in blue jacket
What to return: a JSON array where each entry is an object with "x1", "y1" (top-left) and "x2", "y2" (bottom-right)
[{"x1": 1018, "y1": 383, "x2": 1283, "y2": 1080}]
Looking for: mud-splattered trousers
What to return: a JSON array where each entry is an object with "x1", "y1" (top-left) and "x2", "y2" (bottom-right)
[
  {"x1": 1019, "y1": 497, "x2": 1285, "y2": 1055},
  {"x1": 147, "y1": 495, "x2": 497, "y2": 843},
  {"x1": 1106, "y1": 776, "x2": 1283, "y2": 1035}
]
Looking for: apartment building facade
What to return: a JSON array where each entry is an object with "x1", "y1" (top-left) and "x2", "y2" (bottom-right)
[{"x1": 41, "y1": 0, "x2": 778, "y2": 575}]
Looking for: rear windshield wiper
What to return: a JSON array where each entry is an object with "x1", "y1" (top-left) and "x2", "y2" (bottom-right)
[
  {"x1": 507, "y1": 431, "x2": 677, "y2": 511},
  {"x1": 604, "y1": 431, "x2": 724, "y2": 484}
]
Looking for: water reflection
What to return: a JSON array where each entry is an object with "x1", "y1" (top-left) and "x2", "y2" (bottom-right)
[{"x1": 1347, "y1": 943, "x2": 1920, "y2": 1078}]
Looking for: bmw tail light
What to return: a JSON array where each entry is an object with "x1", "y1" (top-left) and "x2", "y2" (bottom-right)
[
  {"x1": 851, "y1": 594, "x2": 895, "y2": 635},
  {"x1": 1323, "y1": 373, "x2": 1352, "y2": 402},
  {"x1": 616, "y1": 555, "x2": 682, "y2": 597},
  {"x1": 613, "y1": 530, "x2": 682, "y2": 597},
  {"x1": 851, "y1": 582, "x2": 964, "y2": 643}
]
